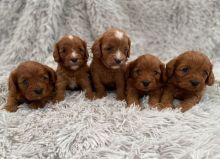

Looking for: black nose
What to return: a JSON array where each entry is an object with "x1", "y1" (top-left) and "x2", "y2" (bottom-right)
[
  {"x1": 142, "y1": 80, "x2": 150, "y2": 87},
  {"x1": 190, "y1": 80, "x2": 200, "y2": 87},
  {"x1": 71, "y1": 58, "x2": 78, "y2": 63},
  {"x1": 34, "y1": 88, "x2": 43, "y2": 95},
  {"x1": 114, "y1": 58, "x2": 122, "y2": 64}
]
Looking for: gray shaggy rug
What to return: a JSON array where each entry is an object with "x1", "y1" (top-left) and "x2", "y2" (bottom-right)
[{"x1": 0, "y1": 0, "x2": 220, "y2": 158}]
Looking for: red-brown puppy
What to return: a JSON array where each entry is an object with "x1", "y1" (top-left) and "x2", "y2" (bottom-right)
[
  {"x1": 160, "y1": 51, "x2": 215, "y2": 112},
  {"x1": 53, "y1": 35, "x2": 94, "y2": 102},
  {"x1": 6, "y1": 61, "x2": 56, "y2": 112},
  {"x1": 90, "y1": 28, "x2": 131, "y2": 100},
  {"x1": 126, "y1": 54, "x2": 166, "y2": 108}
]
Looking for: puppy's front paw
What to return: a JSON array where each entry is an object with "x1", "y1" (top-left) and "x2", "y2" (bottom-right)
[
  {"x1": 6, "y1": 105, "x2": 17, "y2": 112},
  {"x1": 159, "y1": 102, "x2": 173, "y2": 110},
  {"x1": 85, "y1": 91, "x2": 95, "y2": 100},
  {"x1": 95, "y1": 91, "x2": 107, "y2": 99},
  {"x1": 53, "y1": 95, "x2": 64, "y2": 103},
  {"x1": 116, "y1": 94, "x2": 125, "y2": 101}
]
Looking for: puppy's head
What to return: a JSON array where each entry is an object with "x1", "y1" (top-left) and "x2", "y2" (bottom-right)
[
  {"x1": 92, "y1": 28, "x2": 131, "y2": 69},
  {"x1": 9, "y1": 61, "x2": 56, "y2": 101},
  {"x1": 53, "y1": 35, "x2": 88, "y2": 70},
  {"x1": 126, "y1": 54, "x2": 166, "y2": 92},
  {"x1": 166, "y1": 51, "x2": 215, "y2": 91}
]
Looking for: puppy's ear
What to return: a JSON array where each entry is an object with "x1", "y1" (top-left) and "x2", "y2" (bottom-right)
[
  {"x1": 206, "y1": 64, "x2": 215, "y2": 86},
  {"x1": 8, "y1": 71, "x2": 18, "y2": 95},
  {"x1": 91, "y1": 37, "x2": 102, "y2": 58},
  {"x1": 45, "y1": 66, "x2": 57, "y2": 85},
  {"x1": 125, "y1": 61, "x2": 134, "y2": 79},
  {"x1": 166, "y1": 58, "x2": 177, "y2": 80},
  {"x1": 53, "y1": 43, "x2": 60, "y2": 62},
  {"x1": 127, "y1": 37, "x2": 131, "y2": 58},
  {"x1": 82, "y1": 39, "x2": 89, "y2": 61},
  {"x1": 160, "y1": 63, "x2": 166, "y2": 82}
]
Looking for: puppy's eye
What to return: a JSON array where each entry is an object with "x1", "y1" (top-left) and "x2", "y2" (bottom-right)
[
  {"x1": 154, "y1": 71, "x2": 160, "y2": 75},
  {"x1": 22, "y1": 79, "x2": 28, "y2": 86},
  {"x1": 60, "y1": 48, "x2": 67, "y2": 53},
  {"x1": 133, "y1": 69, "x2": 140, "y2": 75},
  {"x1": 105, "y1": 47, "x2": 113, "y2": 52},
  {"x1": 203, "y1": 70, "x2": 208, "y2": 77},
  {"x1": 79, "y1": 48, "x2": 84, "y2": 53},
  {"x1": 124, "y1": 48, "x2": 129, "y2": 53},
  {"x1": 181, "y1": 67, "x2": 189, "y2": 73},
  {"x1": 42, "y1": 75, "x2": 49, "y2": 81}
]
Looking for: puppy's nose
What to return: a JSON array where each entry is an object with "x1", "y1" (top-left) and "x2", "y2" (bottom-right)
[
  {"x1": 190, "y1": 80, "x2": 200, "y2": 87},
  {"x1": 142, "y1": 80, "x2": 150, "y2": 87},
  {"x1": 71, "y1": 58, "x2": 78, "y2": 63},
  {"x1": 114, "y1": 58, "x2": 122, "y2": 64},
  {"x1": 34, "y1": 88, "x2": 43, "y2": 95}
]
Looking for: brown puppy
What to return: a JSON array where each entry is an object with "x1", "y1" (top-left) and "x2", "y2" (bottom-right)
[
  {"x1": 160, "y1": 51, "x2": 215, "y2": 112},
  {"x1": 53, "y1": 35, "x2": 94, "y2": 102},
  {"x1": 6, "y1": 61, "x2": 56, "y2": 112},
  {"x1": 90, "y1": 28, "x2": 131, "y2": 100},
  {"x1": 126, "y1": 54, "x2": 166, "y2": 108}
]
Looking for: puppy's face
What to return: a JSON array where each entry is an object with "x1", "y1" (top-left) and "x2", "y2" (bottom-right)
[
  {"x1": 92, "y1": 28, "x2": 131, "y2": 69},
  {"x1": 126, "y1": 54, "x2": 166, "y2": 92},
  {"x1": 166, "y1": 51, "x2": 215, "y2": 92},
  {"x1": 53, "y1": 35, "x2": 88, "y2": 70},
  {"x1": 9, "y1": 61, "x2": 56, "y2": 101}
]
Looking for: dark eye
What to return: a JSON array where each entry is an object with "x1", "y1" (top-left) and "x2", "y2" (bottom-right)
[
  {"x1": 154, "y1": 71, "x2": 160, "y2": 75},
  {"x1": 42, "y1": 75, "x2": 49, "y2": 81},
  {"x1": 79, "y1": 48, "x2": 84, "y2": 52},
  {"x1": 134, "y1": 69, "x2": 140, "y2": 75},
  {"x1": 22, "y1": 79, "x2": 28, "y2": 86},
  {"x1": 182, "y1": 67, "x2": 189, "y2": 73},
  {"x1": 124, "y1": 48, "x2": 129, "y2": 53},
  {"x1": 105, "y1": 47, "x2": 113, "y2": 52},
  {"x1": 203, "y1": 70, "x2": 208, "y2": 77},
  {"x1": 60, "y1": 48, "x2": 67, "y2": 53}
]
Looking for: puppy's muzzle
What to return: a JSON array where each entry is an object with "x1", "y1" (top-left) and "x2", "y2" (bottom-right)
[{"x1": 190, "y1": 80, "x2": 200, "y2": 87}]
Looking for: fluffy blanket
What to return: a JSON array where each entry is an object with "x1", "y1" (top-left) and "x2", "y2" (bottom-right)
[{"x1": 0, "y1": 0, "x2": 220, "y2": 158}]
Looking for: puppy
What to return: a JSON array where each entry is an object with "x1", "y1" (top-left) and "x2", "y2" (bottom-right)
[
  {"x1": 126, "y1": 54, "x2": 166, "y2": 108},
  {"x1": 6, "y1": 61, "x2": 56, "y2": 112},
  {"x1": 160, "y1": 51, "x2": 215, "y2": 112},
  {"x1": 90, "y1": 28, "x2": 131, "y2": 100},
  {"x1": 53, "y1": 35, "x2": 94, "y2": 102}
]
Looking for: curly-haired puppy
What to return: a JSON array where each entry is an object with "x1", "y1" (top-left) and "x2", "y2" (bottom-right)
[
  {"x1": 126, "y1": 54, "x2": 166, "y2": 108},
  {"x1": 90, "y1": 28, "x2": 131, "y2": 100},
  {"x1": 160, "y1": 51, "x2": 215, "y2": 112},
  {"x1": 53, "y1": 35, "x2": 94, "y2": 102},
  {"x1": 6, "y1": 61, "x2": 56, "y2": 112}
]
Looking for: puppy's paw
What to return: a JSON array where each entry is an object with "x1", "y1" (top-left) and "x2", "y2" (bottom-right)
[
  {"x1": 29, "y1": 104, "x2": 40, "y2": 109},
  {"x1": 116, "y1": 94, "x2": 125, "y2": 101},
  {"x1": 6, "y1": 105, "x2": 17, "y2": 112},
  {"x1": 85, "y1": 92, "x2": 95, "y2": 100},
  {"x1": 180, "y1": 105, "x2": 190, "y2": 113},
  {"x1": 95, "y1": 91, "x2": 107, "y2": 99},
  {"x1": 158, "y1": 102, "x2": 173, "y2": 110},
  {"x1": 148, "y1": 100, "x2": 160, "y2": 108},
  {"x1": 53, "y1": 96, "x2": 64, "y2": 103}
]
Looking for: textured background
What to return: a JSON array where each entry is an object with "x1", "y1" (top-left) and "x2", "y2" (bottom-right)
[{"x1": 0, "y1": 0, "x2": 220, "y2": 158}]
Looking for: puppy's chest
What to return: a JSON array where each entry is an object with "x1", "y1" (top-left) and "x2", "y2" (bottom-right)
[
  {"x1": 99, "y1": 70, "x2": 116, "y2": 84},
  {"x1": 67, "y1": 76, "x2": 78, "y2": 89}
]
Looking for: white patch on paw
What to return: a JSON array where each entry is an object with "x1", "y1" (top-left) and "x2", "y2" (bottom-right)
[{"x1": 114, "y1": 30, "x2": 124, "y2": 39}]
